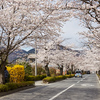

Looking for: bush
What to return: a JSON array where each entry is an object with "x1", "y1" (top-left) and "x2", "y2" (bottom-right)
[
  {"x1": 24, "y1": 75, "x2": 35, "y2": 81},
  {"x1": 43, "y1": 75, "x2": 66, "y2": 83},
  {"x1": 0, "y1": 81, "x2": 35, "y2": 93},
  {"x1": 5, "y1": 83, "x2": 18, "y2": 90},
  {"x1": 67, "y1": 71, "x2": 72, "y2": 74},
  {"x1": 21, "y1": 62, "x2": 32, "y2": 76},
  {"x1": 70, "y1": 74, "x2": 75, "y2": 77},
  {"x1": 65, "y1": 74, "x2": 75, "y2": 78},
  {"x1": 32, "y1": 64, "x2": 46, "y2": 75},
  {"x1": 43, "y1": 77, "x2": 56, "y2": 83},
  {"x1": 49, "y1": 67, "x2": 56, "y2": 76},
  {"x1": 24, "y1": 74, "x2": 46, "y2": 81},
  {"x1": 97, "y1": 74, "x2": 100, "y2": 80},
  {"x1": 55, "y1": 75, "x2": 66, "y2": 81},
  {"x1": 43, "y1": 74, "x2": 75, "y2": 83},
  {"x1": 65, "y1": 75, "x2": 70, "y2": 78},
  {"x1": 0, "y1": 84, "x2": 8, "y2": 92},
  {"x1": 7, "y1": 65, "x2": 25, "y2": 83},
  {"x1": 24, "y1": 81, "x2": 35, "y2": 86},
  {"x1": 34, "y1": 75, "x2": 46, "y2": 81}
]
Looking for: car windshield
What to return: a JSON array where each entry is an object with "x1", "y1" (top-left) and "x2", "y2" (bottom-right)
[{"x1": 76, "y1": 71, "x2": 81, "y2": 73}]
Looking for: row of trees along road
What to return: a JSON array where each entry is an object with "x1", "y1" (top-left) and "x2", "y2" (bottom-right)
[
  {"x1": 37, "y1": 38, "x2": 79, "y2": 76},
  {"x1": 0, "y1": 0, "x2": 100, "y2": 83}
]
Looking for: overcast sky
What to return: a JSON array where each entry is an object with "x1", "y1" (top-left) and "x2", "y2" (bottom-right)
[
  {"x1": 22, "y1": 18, "x2": 88, "y2": 51},
  {"x1": 61, "y1": 18, "x2": 88, "y2": 50}
]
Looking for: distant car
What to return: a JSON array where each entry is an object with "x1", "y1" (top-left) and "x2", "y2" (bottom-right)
[
  {"x1": 86, "y1": 71, "x2": 90, "y2": 74},
  {"x1": 75, "y1": 70, "x2": 82, "y2": 78}
]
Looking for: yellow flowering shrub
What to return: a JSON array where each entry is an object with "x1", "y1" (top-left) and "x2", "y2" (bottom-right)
[{"x1": 7, "y1": 65, "x2": 25, "y2": 83}]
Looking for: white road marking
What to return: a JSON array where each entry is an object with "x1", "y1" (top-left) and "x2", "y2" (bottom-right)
[
  {"x1": 77, "y1": 76, "x2": 87, "y2": 83},
  {"x1": 81, "y1": 84, "x2": 94, "y2": 87},
  {"x1": 49, "y1": 76, "x2": 88, "y2": 100},
  {"x1": 49, "y1": 84, "x2": 75, "y2": 100}
]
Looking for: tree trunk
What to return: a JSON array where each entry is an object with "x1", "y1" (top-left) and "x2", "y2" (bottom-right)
[
  {"x1": 57, "y1": 64, "x2": 63, "y2": 75},
  {"x1": 71, "y1": 65, "x2": 73, "y2": 72},
  {"x1": 71, "y1": 65, "x2": 74, "y2": 74},
  {"x1": 60, "y1": 65, "x2": 63, "y2": 75},
  {"x1": 44, "y1": 63, "x2": 50, "y2": 76},
  {"x1": 98, "y1": 70, "x2": 100, "y2": 75},
  {"x1": 0, "y1": 67, "x2": 5, "y2": 84}
]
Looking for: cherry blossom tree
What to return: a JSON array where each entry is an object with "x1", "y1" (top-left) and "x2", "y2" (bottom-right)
[
  {"x1": 64, "y1": 1, "x2": 100, "y2": 73},
  {"x1": 65, "y1": 51, "x2": 77, "y2": 72},
  {"x1": 79, "y1": 48, "x2": 100, "y2": 72},
  {"x1": 0, "y1": 0, "x2": 73, "y2": 83},
  {"x1": 55, "y1": 50, "x2": 75, "y2": 74},
  {"x1": 65, "y1": 0, "x2": 100, "y2": 24},
  {"x1": 37, "y1": 37, "x2": 65, "y2": 76},
  {"x1": 75, "y1": 0, "x2": 100, "y2": 72},
  {"x1": 63, "y1": 0, "x2": 100, "y2": 49},
  {"x1": 52, "y1": 49, "x2": 66, "y2": 75},
  {"x1": 51, "y1": 44, "x2": 77, "y2": 75},
  {"x1": 37, "y1": 36, "x2": 85, "y2": 75}
]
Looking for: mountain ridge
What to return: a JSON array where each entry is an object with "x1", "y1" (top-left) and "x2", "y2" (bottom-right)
[{"x1": 0, "y1": 46, "x2": 83, "y2": 63}]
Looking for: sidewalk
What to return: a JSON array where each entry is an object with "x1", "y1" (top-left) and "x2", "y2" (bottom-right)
[{"x1": 35, "y1": 80, "x2": 49, "y2": 86}]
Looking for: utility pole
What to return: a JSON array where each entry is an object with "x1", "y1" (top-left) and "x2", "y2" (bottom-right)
[
  {"x1": 34, "y1": 35, "x2": 47, "y2": 76},
  {"x1": 35, "y1": 37, "x2": 37, "y2": 76}
]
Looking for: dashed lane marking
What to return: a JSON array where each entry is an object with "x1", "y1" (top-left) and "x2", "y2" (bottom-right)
[{"x1": 49, "y1": 76, "x2": 88, "y2": 100}]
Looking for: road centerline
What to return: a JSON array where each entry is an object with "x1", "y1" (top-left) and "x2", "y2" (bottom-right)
[
  {"x1": 49, "y1": 84, "x2": 75, "y2": 100},
  {"x1": 49, "y1": 76, "x2": 88, "y2": 100}
]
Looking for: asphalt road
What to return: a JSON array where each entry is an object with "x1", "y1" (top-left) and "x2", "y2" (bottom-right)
[{"x1": 0, "y1": 73, "x2": 100, "y2": 100}]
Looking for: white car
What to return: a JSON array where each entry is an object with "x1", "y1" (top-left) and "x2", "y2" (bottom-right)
[{"x1": 75, "y1": 70, "x2": 82, "y2": 78}]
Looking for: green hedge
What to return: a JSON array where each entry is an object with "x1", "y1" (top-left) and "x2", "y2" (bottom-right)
[
  {"x1": 43, "y1": 74, "x2": 75, "y2": 83},
  {"x1": 0, "y1": 85, "x2": 8, "y2": 92},
  {"x1": 65, "y1": 74, "x2": 75, "y2": 78},
  {"x1": 97, "y1": 74, "x2": 100, "y2": 80},
  {"x1": 0, "y1": 81, "x2": 34, "y2": 92},
  {"x1": 24, "y1": 74, "x2": 46, "y2": 81}
]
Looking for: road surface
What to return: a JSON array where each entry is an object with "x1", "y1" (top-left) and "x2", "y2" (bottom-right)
[{"x1": 0, "y1": 73, "x2": 100, "y2": 100}]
